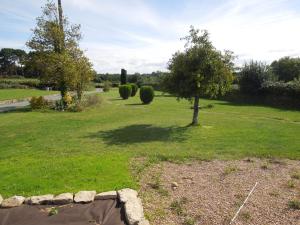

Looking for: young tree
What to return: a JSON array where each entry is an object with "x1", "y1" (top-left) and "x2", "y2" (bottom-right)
[
  {"x1": 164, "y1": 27, "x2": 234, "y2": 125},
  {"x1": 121, "y1": 69, "x2": 127, "y2": 84},
  {"x1": 27, "y1": 0, "x2": 93, "y2": 100}
]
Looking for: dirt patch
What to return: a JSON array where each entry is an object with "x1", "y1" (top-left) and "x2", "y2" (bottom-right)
[{"x1": 140, "y1": 159, "x2": 300, "y2": 225}]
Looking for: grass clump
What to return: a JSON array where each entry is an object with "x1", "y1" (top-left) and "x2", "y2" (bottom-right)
[
  {"x1": 223, "y1": 165, "x2": 239, "y2": 175},
  {"x1": 240, "y1": 211, "x2": 251, "y2": 221},
  {"x1": 170, "y1": 197, "x2": 188, "y2": 216},
  {"x1": 287, "y1": 180, "x2": 296, "y2": 188},
  {"x1": 288, "y1": 200, "x2": 300, "y2": 210},
  {"x1": 291, "y1": 171, "x2": 300, "y2": 180}
]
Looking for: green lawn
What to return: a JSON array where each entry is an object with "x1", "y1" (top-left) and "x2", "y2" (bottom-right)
[
  {"x1": 0, "y1": 89, "x2": 58, "y2": 101},
  {"x1": 0, "y1": 89, "x2": 299, "y2": 197}
]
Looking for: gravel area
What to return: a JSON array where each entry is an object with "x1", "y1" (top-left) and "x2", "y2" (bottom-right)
[{"x1": 140, "y1": 159, "x2": 300, "y2": 225}]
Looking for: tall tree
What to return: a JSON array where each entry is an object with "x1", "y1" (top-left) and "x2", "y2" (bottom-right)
[
  {"x1": 164, "y1": 27, "x2": 234, "y2": 125},
  {"x1": 27, "y1": 0, "x2": 93, "y2": 100},
  {"x1": 271, "y1": 57, "x2": 300, "y2": 82},
  {"x1": 0, "y1": 48, "x2": 27, "y2": 76}
]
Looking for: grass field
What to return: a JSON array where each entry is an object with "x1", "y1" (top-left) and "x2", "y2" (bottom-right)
[
  {"x1": 0, "y1": 89, "x2": 299, "y2": 197},
  {"x1": 0, "y1": 89, "x2": 58, "y2": 101}
]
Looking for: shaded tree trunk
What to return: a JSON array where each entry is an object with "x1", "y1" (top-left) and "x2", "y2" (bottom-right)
[
  {"x1": 58, "y1": 0, "x2": 64, "y2": 52},
  {"x1": 192, "y1": 96, "x2": 200, "y2": 126},
  {"x1": 57, "y1": 0, "x2": 67, "y2": 99}
]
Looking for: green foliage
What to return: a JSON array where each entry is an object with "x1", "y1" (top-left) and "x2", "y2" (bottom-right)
[
  {"x1": 30, "y1": 96, "x2": 49, "y2": 110},
  {"x1": 239, "y1": 61, "x2": 274, "y2": 94},
  {"x1": 0, "y1": 78, "x2": 40, "y2": 89},
  {"x1": 165, "y1": 27, "x2": 233, "y2": 100},
  {"x1": 271, "y1": 57, "x2": 300, "y2": 82},
  {"x1": 121, "y1": 69, "x2": 127, "y2": 85},
  {"x1": 130, "y1": 83, "x2": 138, "y2": 96},
  {"x1": 26, "y1": 1, "x2": 94, "y2": 100},
  {"x1": 288, "y1": 200, "x2": 300, "y2": 210},
  {"x1": 103, "y1": 81, "x2": 111, "y2": 92},
  {"x1": 48, "y1": 207, "x2": 58, "y2": 216},
  {"x1": 140, "y1": 86, "x2": 154, "y2": 104},
  {"x1": 119, "y1": 84, "x2": 132, "y2": 99},
  {"x1": 261, "y1": 80, "x2": 300, "y2": 99},
  {"x1": 0, "y1": 48, "x2": 27, "y2": 76},
  {"x1": 164, "y1": 26, "x2": 233, "y2": 125}
]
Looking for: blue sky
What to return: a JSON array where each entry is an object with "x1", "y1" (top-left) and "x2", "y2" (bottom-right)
[{"x1": 1, "y1": 0, "x2": 300, "y2": 73}]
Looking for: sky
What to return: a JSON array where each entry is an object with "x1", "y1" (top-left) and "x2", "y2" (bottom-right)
[{"x1": 1, "y1": 0, "x2": 300, "y2": 73}]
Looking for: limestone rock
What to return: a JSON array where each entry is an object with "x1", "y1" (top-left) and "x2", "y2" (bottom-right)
[
  {"x1": 74, "y1": 191, "x2": 96, "y2": 203},
  {"x1": 118, "y1": 189, "x2": 147, "y2": 225},
  {"x1": 95, "y1": 191, "x2": 117, "y2": 200},
  {"x1": 138, "y1": 219, "x2": 150, "y2": 225},
  {"x1": 1, "y1": 196, "x2": 25, "y2": 208},
  {"x1": 117, "y1": 188, "x2": 138, "y2": 203},
  {"x1": 124, "y1": 196, "x2": 144, "y2": 225},
  {"x1": 53, "y1": 193, "x2": 73, "y2": 205},
  {"x1": 26, "y1": 194, "x2": 54, "y2": 205},
  {"x1": 0, "y1": 195, "x2": 3, "y2": 206},
  {"x1": 171, "y1": 182, "x2": 178, "y2": 188}
]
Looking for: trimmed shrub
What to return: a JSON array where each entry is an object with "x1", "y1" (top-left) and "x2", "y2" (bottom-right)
[
  {"x1": 119, "y1": 84, "x2": 132, "y2": 99},
  {"x1": 140, "y1": 86, "x2": 154, "y2": 104},
  {"x1": 30, "y1": 96, "x2": 49, "y2": 109},
  {"x1": 121, "y1": 69, "x2": 127, "y2": 85},
  {"x1": 130, "y1": 83, "x2": 138, "y2": 96},
  {"x1": 103, "y1": 81, "x2": 111, "y2": 92}
]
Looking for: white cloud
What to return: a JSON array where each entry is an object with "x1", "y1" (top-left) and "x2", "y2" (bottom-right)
[{"x1": 1, "y1": 0, "x2": 300, "y2": 73}]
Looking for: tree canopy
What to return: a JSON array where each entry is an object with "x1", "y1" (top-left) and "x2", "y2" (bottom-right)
[
  {"x1": 26, "y1": 0, "x2": 94, "y2": 100},
  {"x1": 163, "y1": 26, "x2": 234, "y2": 125}
]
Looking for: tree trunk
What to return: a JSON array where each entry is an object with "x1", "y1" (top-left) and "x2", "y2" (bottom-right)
[
  {"x1": 192, "y1": 96, "x2": 200, "y2": 126},
  {"x1": 57, "y1": 0, "x2": 65, "y2": 52}
]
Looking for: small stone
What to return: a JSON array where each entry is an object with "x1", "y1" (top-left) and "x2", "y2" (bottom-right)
[
  {"x1": 95, "y1": 191, "x2": 117, "y2": 200},
  {"x1": 117, "y1": 188, "x2": 138, "y2": 203},
  {"x1": 0, "y1": 195, "x2": 3, "y2": 206},
  {"x1": 27, "y1": 194, "x2": 54, "y2": 205},
  {"x1": 171, "y1": 182, "x2": 179, "y2": 188},
  {"x1": 1, "y1": 196, "x2": 25, "y2": 208},
  {"x1": 53, "y1": 193, "x2": 73, "y2": 205},
  {"x1": 74, "y1": 191, "x2": 96, "y2": 203}
]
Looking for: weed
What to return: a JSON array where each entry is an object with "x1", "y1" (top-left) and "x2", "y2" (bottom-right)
[
  {"x1": 170, "y1": 197, "x2": 188, "y2": 216},
  {"x1": 48, "y1": 207, "x2": 58, "y2": 216},
  {"x1": 269, "y1": 191, "x2": 279, "y2": 197},
  {"x1": 224, "y1": 165, "x2": 239, "y2": 175},
  {"x1": 291, "y1": 171, "x2": 300, "y2": 180},
  {"x1": 287, "y1": 180, "x2": 296, "y2": 188},
  {"x1": 184, "y1": 216, "x2": 196, "y2": 225},
  {"x1": 288, "y1": 200, "x2": 300, "y2": 210},
  {"x1": 261, "y1": 163, "x2": 269, "y2": 170},
  {"x1": 240, "y1": 212, "x2": 251, "y2": 221}
]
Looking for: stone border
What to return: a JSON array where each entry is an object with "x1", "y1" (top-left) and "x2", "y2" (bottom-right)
[{"x1": 0, "y1": 189, "x2": 149, "y2": 225}]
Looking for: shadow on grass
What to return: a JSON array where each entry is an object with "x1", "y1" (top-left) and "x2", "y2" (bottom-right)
[
  {"x1": 0, "y1": 106, "x2": 31, "y2": 114},
  {"x1": 214, "y1": 101, "x2": 300, "y2": 111},
  {"x1": 125, "y1": 103, "x2": 144, "y2": 106},
  {"x1": 87, "y1": 124, "x2": 189, "y2": 145}
]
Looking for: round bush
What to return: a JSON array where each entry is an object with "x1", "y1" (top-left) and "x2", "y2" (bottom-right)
[
  {"x1": 119, "y1": 84, "x2": 132, "y2": 99},
  {"x1": 130, "y1": 83, "x2": 138, "y2": 97},
  {"x1": 140, "y1": 86, "x2": 154, "y2": 104}
]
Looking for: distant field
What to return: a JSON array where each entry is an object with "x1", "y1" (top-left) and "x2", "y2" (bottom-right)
[
  {"x1": 0, "y1": 89, "x2": 58, "y2": 101},
  {"x1": 0, "y1": 89, "x2": 299, "y2": 197}
]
